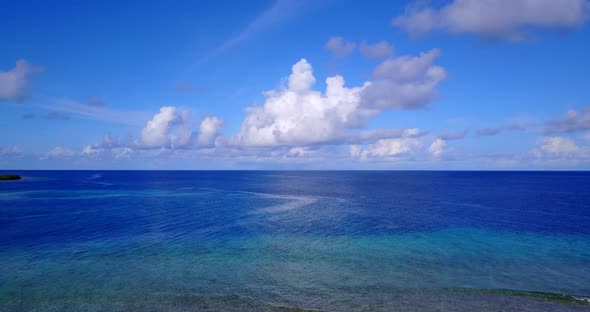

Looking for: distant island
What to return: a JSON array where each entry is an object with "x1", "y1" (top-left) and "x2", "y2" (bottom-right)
[{"x1": 0, "y1": 174, "x2": 21, "y2": 180}]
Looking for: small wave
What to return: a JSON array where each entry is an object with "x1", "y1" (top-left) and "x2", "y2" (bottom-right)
[
  {"x1": 0, "y1": 191, "x2": 30, "y2": 200},
  {"x1": 440, "y1": 201, "x2": 483, "y2": 208},
  {"x1": 87, "y1": 173, "x2": 102, "y2": 180},
  {"x1": 252, "y1": 192, "x2": 318, "y2": 213},
  {"x1": 80, "y1": 173, "x2": 115, "y2": 186},
  {"x1": 453, "y1": 288, "x2": 590, "y2": 305}
]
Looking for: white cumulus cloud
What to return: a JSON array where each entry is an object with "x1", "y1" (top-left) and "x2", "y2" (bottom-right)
[
  {"x1": 0, "y1": 59, "x2": 44, "y2": 101},
  {"x1": 42, "y1": 146, "x2": 77, "y2": 159},
  {"x1": 141, "y1": 106, "x2": 194, "y2": 149},
  {"x1": 533, "y1": 136, "x2": 580, "y2": 156},
  {"x1": 231, "y1": 59, "x2": 370, "y2": 147},
  {"x1": 113, "y1": 147, "x2": 134, "y2": 159},
  {"x1": 361, "y1": 49, "x2": 446, "y2": 110},
  {"x1": 285, "y1": 147, "x2": 306, "y2": 158},
  {"x1": 359, "y1": 40, "x2": 395, "y2": 59},
  {"x1": 232, "y1": 54, "x2": 444, "y2": 147},
  {"x1": 393, "y1": 0, "x2": 590, "y2": 41},
  {"x1": 325, "y1": 36, "x2": 356, "y2": 58},
  {"x1": 350, "y1": 137, "x2": 423, "y2": 160},
  {"x1": 76, "y1": 107, "x2": 224, "y2": 158},
  {"x1": 63, "y1": 51, "x2": 444, "y2": 164},
  {"x1": 81, "y1": 145, "x2": 101, "y2": 158},
  {"x1": 198, "y1": 116, "x2": 224, "y2": 146},
  {"x1": 429, "y1": 138, "x2": 447, "y2": 156}
]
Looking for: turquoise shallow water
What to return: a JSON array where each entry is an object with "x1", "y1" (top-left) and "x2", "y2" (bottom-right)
[{"x1": 1, "y1": 171, "x2": 590, "y2": 311}]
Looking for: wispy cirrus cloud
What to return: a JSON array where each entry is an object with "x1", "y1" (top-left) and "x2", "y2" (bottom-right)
[
  {"x1": 0, "y1": 145, "x2": 24, "y2": 160},
  {"x1": 88, "y1": 95, "x2": 106, "y2": 107},
  {"x1": 476, "y1": 123, "x2": 526, "y2": 137},
  {"x1": 475, "y1": 128, "x2": 502, "y2": 137},
  {"x1": 438, "y1": 129, "x2": 468, "y2": 140},
  {"x1": 175, "y1": 83, "x2": 207, "y2": 94},
  {"x1": 36, "y1": 97, "x2": 151, "y2": 126},
  {"x1": 21, "y1": 113, "x2": 35, "y2": 119},
  {"x1": 196, "y1": 0, "x2": 317, "y2": 64},
  {"x1": 544, "y1": 106, "x2": 590, "y2": 134},
  {"x1": 46, "y1": 112, "x2": 70, "y2": 121}
]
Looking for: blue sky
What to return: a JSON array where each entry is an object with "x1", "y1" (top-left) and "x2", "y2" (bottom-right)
[{"x1": 1, "y1": 0, "x2": 589, "y2": 169}]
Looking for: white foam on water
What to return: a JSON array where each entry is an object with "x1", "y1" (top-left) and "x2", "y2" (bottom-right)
[
  {"x1": 87, "y1": 173, "x2": 102, "y2": 180},
  {"x1": 248, "y1": 192, "x2": 318, "y2": 213},
  {"x1": 81, "y1": 174, "x2": 115, "y2": 186}
]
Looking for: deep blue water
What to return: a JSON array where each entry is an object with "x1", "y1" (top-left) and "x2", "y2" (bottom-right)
[{"x1": 1, "y1": 171, "x2": 590, "y2": 311}]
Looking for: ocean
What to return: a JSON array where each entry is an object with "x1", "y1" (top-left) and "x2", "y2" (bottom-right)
[{"x1": 1, "y1": 171, "x2": 589, "y2": 311}]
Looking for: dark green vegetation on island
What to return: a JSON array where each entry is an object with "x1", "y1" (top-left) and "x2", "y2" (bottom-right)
[{"x1": 0, "y1": 174, "x2": 21, "y2": 180}]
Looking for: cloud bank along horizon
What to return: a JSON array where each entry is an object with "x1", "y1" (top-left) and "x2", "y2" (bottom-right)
[{"x1": 1, "y1": 0, "x2": 589, "y2": 169}]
